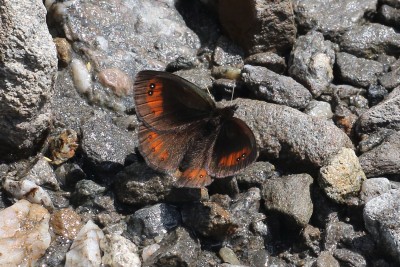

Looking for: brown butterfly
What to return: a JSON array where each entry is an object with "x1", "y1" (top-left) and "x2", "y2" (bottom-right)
[{"x1": 134, "y1": 70, "x2": 258, "y2": 188}]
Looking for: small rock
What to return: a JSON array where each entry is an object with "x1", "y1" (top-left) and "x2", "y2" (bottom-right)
[
  {"x1": 357, "y1": 86, "x2": 400, "y2": 133},
  {"x1": 235, "y1": 161, "x2": 276, "y2": 188},
  {"x1": 302, "y1": 225, "x2": 321, "y2": 254},
  {"x1": 212, "y1": 36, "x2": 244, "y2": 67},
  {"x1": 218, "y1": 0, "x2": 296, "y2": 54},
  {"x1": 323, "y1": 220, "x2": 356, "y2": 251},
  {"x1": 358, "y1": 131, "x2": 400, "y2": 177},
  {"x1": 127, "y1": 203, "x2": 181, "y2": 240},
  {"x1": 23, "y1": 157, "x2": 60, "y2": 190},
  {"x1": 182, "y1": 201, "x2": 236, "y2": 240},
  {"x1": 333, "y1": 248, "x2": 367, "y2": 267},
  {"x1": 340, "y1": 23, "x2": 400, "y2": 59},
  {"x1": 55, "y1": 163, "x2": 87, "y2": 190},
  {"x1": 65, "y1": 220, "x2": 105, "y2": 267},
  {"x1": 357, "y1": 129, "x2": 396, "y2": 153},
  {"x1": 262, "y1": 174, "x2": 314, "y2": 228},
  {"x1": 364, "y1": 189, "x2": 400, "y2": 263},
  {"x1": 379, "y1": 4, "x2": 400, "y2": 30},
  {"x1": 367, "y1": 85, "x2": 388, "y2": 106},
  {"x1": 242, "y1": 65, "x2": 312, "y2": 109},
  {"x1": 54, "y1": 37, "x2": 72, "y2": 67},
  {"x1": 71, "y1": 58, "x2": 92, "y2": 95},
  {"x1": 142, "y1": 244, "x2": 160, "y2": 263},
  {"x1": 114, "y1": 162, "x2": 175, "y2": 206},
  {"x1": 379, "y1": 65, "x2": 400, "y2": 90},
  {"x1": 50, "y1": 208, "x2": 83, "y2": 239},
  {"x1": 289, "y1": 31, "x2": 336, "y2": 97},
  {"x1": 230, "y1": 188, "x2": 262, "y2": 232},
  {"x1": 35, "y1": 236, "x2": 73, "y2": 267},
  {"x1": 360, "y1": 178, "x2": 393, "y2": 204},
  {"x1": 80, "y1": 112, "x2": 137, "y2": 171},
  {"x1": 318, "y1": 148, "x2": 366, "y2": 205},
  {"x1": 304, "y1": 100, "x2": 333, "y2": 120},
  {"x1": 336, "y1": 52, "x2": 383, "y2": 88},
  {"x1": 244, "y1": 52, "x2": 286, "y2": 74},
  {"x1": 315, "y1": 251, "x2": 340, "y2": 267},
  {"x1": 293, "y1": 0, "x2": 377, "y2": 38},
  {"x1": 174, "y1": 68, "x2": 214, "y2": 93},
  {"x1": 143, "y1": 227, "x2": 200, "y2": 267},
  {"x1": 100, "y1": 234, "x2": 141, "y2": 267},
  {"x1": 219, "y1": 247, "x2": 241, "y2": 265},
  {"x1": 165, "y1": 56, "x2": 198, "y2": 72},
  {"x1": 71, "y1": 179, "x2": 106, "y2": 206},
  {"x1": 0, "y1": 200, "x2": 51, "y2": 266},
  {"x1": 98, "y1": 68, "x2": 134, "y2": 97},
  {"x1": 3, "y1": 179, "x2": 54, "y2": 210},
  {"x1": 196, "y1": 250, "x2": 222, "y2": 267}
]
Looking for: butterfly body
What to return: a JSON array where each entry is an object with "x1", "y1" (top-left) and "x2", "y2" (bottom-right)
[{"x1": 134, "y1": 70, "x2": 257, "y2": 188}]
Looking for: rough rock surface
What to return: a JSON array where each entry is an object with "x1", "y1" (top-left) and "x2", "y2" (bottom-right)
[{"x1": 0, "y1": 0, "x2": 57, "y2": 160}]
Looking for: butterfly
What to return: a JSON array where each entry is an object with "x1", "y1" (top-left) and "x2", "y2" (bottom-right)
[{"x1": 134, "y1": 70, "x2": 258, "y2": 188}]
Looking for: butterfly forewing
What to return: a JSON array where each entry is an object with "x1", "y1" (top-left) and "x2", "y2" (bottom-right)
[
  {"x1": 208, "y1": 117, "x2": 258, "y2": 177},
  {"x1": 134, "y1": 70, "x2": 215, "y2": 131}
]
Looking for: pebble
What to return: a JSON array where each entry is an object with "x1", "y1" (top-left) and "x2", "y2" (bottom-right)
[
  {"x1": 318, "y1": 148, "x2": 366, "y2": 205},
  {"x1": 0, "y1": 200, "x2": 51, "y2": 266},
  {"x1": 100, "y1": 234, "x2": 141, "y2": 267},
  {"x1": 65, "y1": 220, "x2": 105, "y2": 267},
  {"x1": 50, "y1": 208, "x2": 83, "y2": 239},
  {"x1": 219, "y1": 247, "x2": 241, "y2": 265}
]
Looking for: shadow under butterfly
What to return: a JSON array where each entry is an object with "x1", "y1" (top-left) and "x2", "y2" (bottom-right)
[{"x1": 134, "y1": 70, "x2": 258, "y2": 188}]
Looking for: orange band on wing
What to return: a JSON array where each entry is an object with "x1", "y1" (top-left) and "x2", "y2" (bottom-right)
[
  {"x1": 182, "y1": 168, "x2": 208, "y2": 180},
  {"x1": 218, "y1": 147, "x2": 252, "y2": 167}
]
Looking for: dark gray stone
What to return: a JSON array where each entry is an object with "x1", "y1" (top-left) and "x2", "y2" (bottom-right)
[
  {"x1": 143, "y1": 227, "x2": 200, "y2": 267},
  {"x1": 181, "y1": 201, "x2": 235, "y2": 240},
  {"x1": 315, "y1": 251, "x2": 340, "y2": 267},
  {"x1": 80, "y1": 112, "x2": 137, "y2": 168},
  {"x1": 289, "y1": 31, "x2": 336, "y2": 97},
  {"x1": 0, "y1": 0, "x2": 57, "y2": 160},
  {"x1": 381, "y1": 0, "x2": 400, "y2": 8},
  {"x1": 114, "y1": 162, "x2": 175, "y2": 206},
  {"x1": 357, "y1": 86, "x2": 400, "y2": 133},
  {"x1": 379, "y1": 5, "x2": 400, "y2": 29},
  {"x1": 71, "y1": 179, "x2": 106, "y2": 206},
  {"x1": 333, "y1": 248, "x2": 367, "y2": 267},
  {"x1": 242, "y1": 65, "x2": 312, "y2": 109},
  {"x1": 35, "y1": 236, "x2": 72, "y2": 267},
  {"x1": 364, "y1": 189, "x2": 400, "y2": 263},
  {"x1": 368, "y1": 85, "x2": 389, "y2": 106},
  {"x1": 244, "y1": 52, "x2": 286, "y2": 74},
  {"x1": 340, "y1": 23, "x2": 400, "y2": 59},
  {"x1": 227, "y1": 98, "x2": 353, "y2": 167},
  {"x1": 235, "y1": 161, "x2": 276, "y2": 188},
  {"x1": 359, "y1": 131, "x2": 400, "y2": 177},
  {"x1": 379, "y1": 65, "x2": 400, "y2": 90},
  {"x1": 213, "y1": 36, "x2": 244, "y2": 67},
  {"x1": 262, "y1": 174, "x2": 314, "y2": 227},
  {"x1": 218, "y1": 0, "x2": 296, "y2": 54},
  {"x1": 293, "y1": 0, "x2": 377, "y2": 38},
  {"x1": 174, "y1": 68, "x2": 214, "y2": 94},
  {"x1": 357, "y1": 129, "x2": 396, "y2": 153},
  {"x1": 336, "y1": 52, "x2": 383, "y2": 88},
  {"x1": 127, "y1": 203, "x2": 181, "y2": 240}
]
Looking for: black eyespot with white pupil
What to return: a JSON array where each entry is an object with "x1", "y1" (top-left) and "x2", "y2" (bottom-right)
[{"x1": 148, "y1": 83, "x2": 156, "y2": 95}]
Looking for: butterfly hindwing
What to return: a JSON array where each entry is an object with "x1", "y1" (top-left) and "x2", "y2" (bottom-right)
[
  {"x1": 134, "y1": 70, "x2": 215, "y2": 131},
  {"x1": 207, "y1": 117, "x2": 258, "y2": 178}
]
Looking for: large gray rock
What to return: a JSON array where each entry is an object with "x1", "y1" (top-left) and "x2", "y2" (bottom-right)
[
  {"x1": 364, "y1": 189, "x2": 400, "y2": 263},
  {"x1": 0, "y1": 0, "x2": 57, "y2": 160},
  {"x1": 357, "y1": 86, "x2": 400, "y2": 133},
  {"x1": 293, "y1": 0, "x2": 377, "y2": 38},
  {"x1": 242, "y1": 65, "x2": 312, "y2": 109},
  {"x1": 359, "y1": 131, "x2": 400, "y2": 177},
  {"x1": 289, "y1": 31, "x2": 336, "y2": 97},
  {"x1": 228, "y1": 98, "x2": 353, "y2": 167},
  {"x1": 218, "y1": 0, "x2": 296, "y2": 54},
  {"x1": 340, "y1": 23, "x2": 400, "y2": 59}
]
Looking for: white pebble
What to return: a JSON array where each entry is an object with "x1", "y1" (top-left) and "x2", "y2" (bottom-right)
[
  {"x1": 65, "y1": 220, "x2": 105, "y2": 267},
  {"x1": 101, "y1": 234, "x2": 141, "y2": 267},
  {"x1": 0, "y1": 200, "x2": 51, "y2": 266},
  {"x1": 71, "y1": 59, "x2": 92, "y2": 94}
]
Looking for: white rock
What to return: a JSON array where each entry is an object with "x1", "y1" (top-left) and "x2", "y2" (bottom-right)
[
  {"x1": 101, "y1": 234, "x2": 141, "y2": 267},
  {"x1": 65, "y1": 220, "x2": 105, "y2": 267},
  {"x1": 71, "y1": 58, "x2": 91, "y2": 94},
  {"x1": 142, "y1": 243, "x2": 160, "y2": 262},
  {"x1": 304, "y1": 100, "x2": 333, "y2": 119},
  {"x1": 3, "y1": 178, "x2": 54, "y2": 210},
  {"x1": 0, "y1": 199, "x2": 51, "y2": 266}
]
